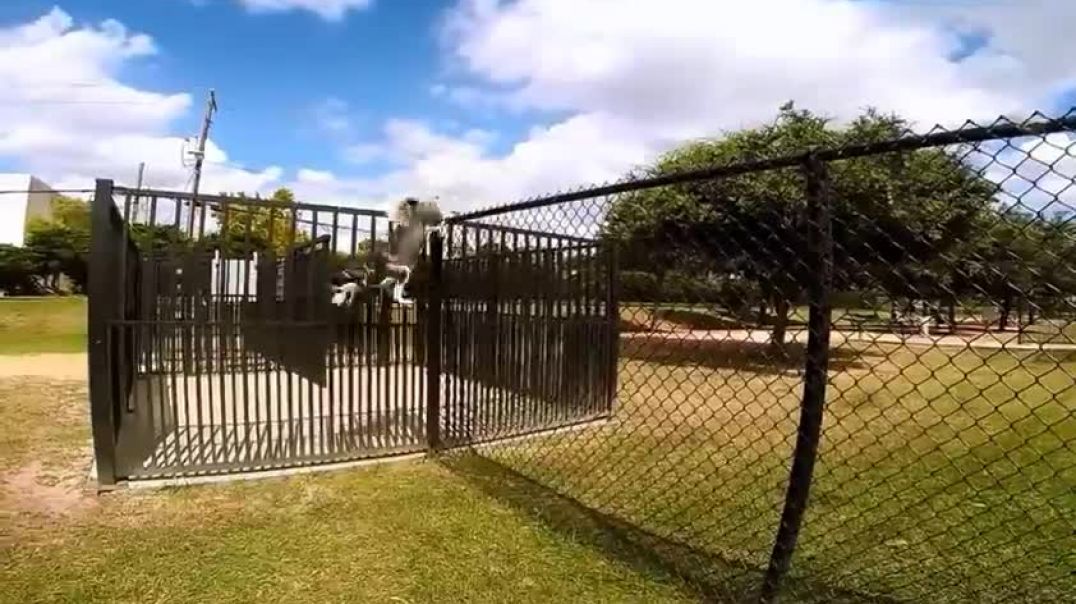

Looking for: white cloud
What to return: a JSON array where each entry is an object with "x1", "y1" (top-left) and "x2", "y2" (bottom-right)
[
  {"x1": 291, "y1": 114, "x2": 650, "y2": 211},
  {"x1": 295, "y1": 0, "x2": 1075, "y2": 213},
  {"x1": 6, "y1": 2, "x2": 1075, "y2": 218},
  {"x1": 237, "y1": 0, "x2": 374, "y2": 20},
  {"x1": 0, "y1": 7, "x2": 281, "y2": 195}
]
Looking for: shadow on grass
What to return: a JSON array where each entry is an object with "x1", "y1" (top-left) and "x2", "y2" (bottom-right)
[
  {"x1": 441, "y1": 453, "x2": 894, "y2": 603},
  {"x1": 620, "y1": 337, "x2": 871, "y2": 376}
]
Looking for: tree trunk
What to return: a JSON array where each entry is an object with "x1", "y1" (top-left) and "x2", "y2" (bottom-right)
[
  {"x1": 758, "y1": 299, "x2": 768, "y2": 326},
  {"x1": 948, "y1": 299, "x2": 957, "y2": 334},
  {"x1": 647, "y1": 270, "x2": 668, "y2": 331},
  {"x1": 999, "y1": 293, "x2": 1013, "y2": 331},
  {"x1": 771, "y1": 297, "x2": 790, "y2": 350},
  {"x1": 1028, "y1": 303, "x2": 1037, "y2": 325}
]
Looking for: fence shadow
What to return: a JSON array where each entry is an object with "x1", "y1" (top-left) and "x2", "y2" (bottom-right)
[{"x1": 440, "y1": 453, "x2": 890, "y2": 603}]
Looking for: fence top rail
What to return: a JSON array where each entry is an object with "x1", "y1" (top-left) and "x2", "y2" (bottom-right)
[
  {"x1": 111, "y1": 184, "x2": 389, "y2": 218},
  {"x1": 449, "y1": 220, "x2": 598, "y2": 244},
  {"x1": 446, "y1": 110, "x2": 1076, "y2": 223}
]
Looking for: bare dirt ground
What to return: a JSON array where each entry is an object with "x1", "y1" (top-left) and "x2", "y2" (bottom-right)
[
  {"x1": 621, "y1": 326, "x2": 1076, "y2": 350},
  {"x1": 0, "y1": 357, "x2": 96, "y2": 537},
  {"x1": 0, "y1": 353, "x2": 87, "y2": 380}
]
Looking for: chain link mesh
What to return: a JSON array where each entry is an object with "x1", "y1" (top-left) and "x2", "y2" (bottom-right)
[{"x1": 439, "y1": 111, "x2": 1076, "y2": 602}]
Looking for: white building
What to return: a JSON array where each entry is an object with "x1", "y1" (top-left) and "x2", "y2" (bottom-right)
[{"x1": 0, "y1": 173, "x2": 62, "y2": 246}]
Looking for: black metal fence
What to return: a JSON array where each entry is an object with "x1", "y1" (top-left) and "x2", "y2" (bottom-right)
[
  {"x1": 88, "y1": 186, "x2": 435, "y2": 479},
  {"x1": 87, "y1": 184, "x2": 617, "y2": 482},
  {"x1": 439, "y1": 111, "x2": 1076, "y2": 602},
  {"x1": 438, "y1": 224, "x2": 618, "y2": 446}
]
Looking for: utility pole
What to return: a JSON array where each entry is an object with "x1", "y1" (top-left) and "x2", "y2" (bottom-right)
[
  {"x1": 188, "y1": 89, "x2": 217, "y2": 233},
  {"x1": 132, "y1": 162, "x2": 145, "y2": 222}
]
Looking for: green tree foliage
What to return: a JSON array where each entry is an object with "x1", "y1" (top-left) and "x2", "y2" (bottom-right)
[
  {"x1": 0, "y1": 244, "x2": 41, "y2": 294},
  {"x1": 604, "y1": 104, "x2": 1003, "y2": 346},
  {"x1": 211, "y1": 187, "x2": 308, "y2": 256},
  {"x1": 24, "y1": 196, "x2": 92, "y2": 292}
]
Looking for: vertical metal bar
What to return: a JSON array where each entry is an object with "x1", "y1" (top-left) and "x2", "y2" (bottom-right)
[
  {"x1": 285, "y1": 208, "x2": 299, "y2": 459},
  {"x1": 380, "y1": 222, "x2": 394, "y2": 449},
  {"x1": 270, "y1": 246, "x2": 282, "y2": 463},
  {"x1": 507, "y1": 232, "x2": 519, "y2": 431},
  {"x1": 541, "y1": 239, "x2": 554, "y2": 427},
  {"x1": 605, "y1": 242, "x2": 619, "y2": 415},
  {"x1": 327, "y1": 210, "x2": 339, "y2": 454},
  {"x1": 458, "y1": 225, "x2": 471, "y2": 441},
  {"x1": 442, "y1": 224, "x2": 455, "y2": 444},
  {"x1": 168, "y1": 196, "x2": 184, "y2": 469},
  {"x1": 587, "y1": 242, "x2": 595, "y2": 413},
  {"x1": 759, "y1": 155, "x2": 834, "y2": 603},
  {"x1": 217, "y1": 201, "x2": 232, "y2": 464},
  {"x1": 347, "y1": 213, "x2": 358, "y2": 451},
  {"x1": 194, "y1": 195, "x2": 210, "y2": 462},
  {"x1": 241, "y1": 202, "x2": 255, "y2": 462},
  {"x1": 306, "y1": 212, "x2": 319, "y2": 458},
  {"x1": 88, "y1": 179, "x2": 119, "y2": 485},
  {"x1": 145, "y1": 196, "x2": 162, "y2": 464},
  {"x1": 495, "y1": 229, "x2": 507, "y2": 433},
  {"x1": 153, "y1": 269, "x2": 169, "y2": 471},
  {"x1": 115, "y1": 193, "x2": 132, "y2": 427},
  {"x1": 426, "y1": 229, "x2": 443, "y2": 450},
  {"x1": 393, "y1": 285, "x2": 402, "y2": 447},
  {"x1": 224, "y1": 204, "x2": 241, "y2": 464},
  {"x1": 365, "y1": 216, "x2": 376, "y2": 449},
  {"x1": 521, "y1": 234, "x2": 533, "y2": 428}
]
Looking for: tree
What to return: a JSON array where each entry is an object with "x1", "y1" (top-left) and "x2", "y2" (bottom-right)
[
  {"x1": 211, "y1": 187, "x2": 309, "y2": 256},
  {"x1": 604, "y1": 104, "x2": 999, "y2": 348},
  {"x1": 130, "y1": 223, "x2": 190, "y2": 251},
  {"x1": 23, "y1": 195, "x2": 92, "y2": 292},
  {"x1": 0, "y1": 244, "x2": 41, "y2": 294}
]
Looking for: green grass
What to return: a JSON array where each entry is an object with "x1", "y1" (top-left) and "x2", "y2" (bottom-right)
[
  {"x1": 474, "y1": 341, "x2": 1076, "y2": 602},
  {"x1": 0, "y1": 297, "x2": 86, "y2": 354},
  {"x1": 0, "y1": 377, "x2": 697, "y2": 603},
  {"x1": 1020, "y1": 318, "x2": 1076, "y2": 344},
  {"x1": 4, "y1": 297, "x2": 1073, "y2": 600}
]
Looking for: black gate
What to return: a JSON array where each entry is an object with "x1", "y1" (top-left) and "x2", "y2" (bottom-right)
[
  {"x1": 436, "y1": 222, "x2": 618, "y2": 446},
  {"x1": 88, "y1": 180, "x2": 618, "y2": 483}
]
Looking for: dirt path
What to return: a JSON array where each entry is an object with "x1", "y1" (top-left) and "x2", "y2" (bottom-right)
[
  {"x1": 0, "y1": 353, "x2": 87, "y2": 380},
  {"x1": 622, "y1": 328, "x2": 1076, "y2": 351}
]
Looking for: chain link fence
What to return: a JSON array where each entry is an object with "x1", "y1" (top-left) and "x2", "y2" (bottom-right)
[{"x1": 440, "y1": 110, "x2": 1076, "y2": 602}]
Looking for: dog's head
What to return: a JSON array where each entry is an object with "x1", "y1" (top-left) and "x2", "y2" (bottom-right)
[{"x1": 389, "y1": 197, "x2": 444, "y2": 228}]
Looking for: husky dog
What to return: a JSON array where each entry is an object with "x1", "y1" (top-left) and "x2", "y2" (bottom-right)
[
  {"x1": 330, "y1": 267, "x2": 370, "y2": 308},
  {"x1": 331, "y1": 197, "x2": 443, "y2": 308},
  {"x1": 379, "y1": 197, "x2": 443, "y2": 305}
]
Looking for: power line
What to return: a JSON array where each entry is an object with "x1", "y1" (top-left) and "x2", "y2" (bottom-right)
[
  {"x1": 0, "y1": 188, "x2": 94, "y2": 195},
  {"x1": 0, "y1": 99, "x2": 168, "y2": 106}
]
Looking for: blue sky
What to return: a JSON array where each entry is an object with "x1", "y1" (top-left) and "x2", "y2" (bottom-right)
[
  {"x1": 0, "y1": 1, "x2": 1073, "y2": 210},
  {"x1": 0, "y1": 0, "x2": 514, "y2": 177}
]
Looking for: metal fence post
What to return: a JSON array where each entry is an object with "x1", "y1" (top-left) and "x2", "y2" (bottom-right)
[
  {"x1": 759, "y1": 154, "x2": 834, "y2": 602},
  {"x1": 426, "y1": 230, "x2": 444, "y2": 450},
  {"x1": 605, "y1": 242, "x2": 620, "y2": 413},
  {"x1": 88, "y1": 179, "x2": 119, "y2": 486}
]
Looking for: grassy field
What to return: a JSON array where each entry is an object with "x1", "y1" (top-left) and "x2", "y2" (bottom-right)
[
  {"x1": 1020, "y1": 318, "x2": 1076, "y2": 344},
  {"x1": 475, "y1": 339, "x2": 1076, "y2": 602},
  {"x1": 0, "y1": 297, "x2": 86, "y2": 354},
  {"x1": 0, "y1": 375, "x2": 697, "y2": 603},
  {"x1": 3, "y1": 296, "x2": 1072, "y2": 601}
]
